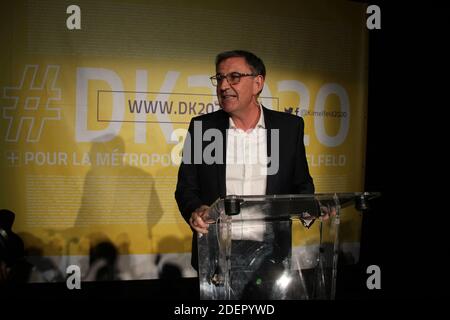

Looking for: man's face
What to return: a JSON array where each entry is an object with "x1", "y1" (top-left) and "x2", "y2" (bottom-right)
[{"x1": 216, "y1": 57, "x2": 263, "y2": 116}]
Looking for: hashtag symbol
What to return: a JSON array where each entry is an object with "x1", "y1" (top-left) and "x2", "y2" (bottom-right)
[{"x1": 2, "y1": 65, "x2": 61, "y2": 142}]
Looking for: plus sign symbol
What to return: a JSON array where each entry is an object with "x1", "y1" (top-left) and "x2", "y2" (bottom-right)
[
  {"x1": 4, "y1": 151, "x2": 21, "y2": 167},
  {"x1": 2, "y1": 65, "x2": 61, "y2": 142}
]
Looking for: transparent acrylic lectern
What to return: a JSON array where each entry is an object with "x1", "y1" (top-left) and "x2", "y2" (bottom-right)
[{"x1": 198, "y1": 192, "x2": 379, "y2": 300}]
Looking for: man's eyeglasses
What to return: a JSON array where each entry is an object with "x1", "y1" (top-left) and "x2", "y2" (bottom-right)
[{"x1": 210, "y1": 72, "x2": 257, "y2": 86}]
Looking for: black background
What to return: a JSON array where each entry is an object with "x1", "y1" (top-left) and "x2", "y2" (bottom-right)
[
  {"x1": 359, "y1": 0, "x2": 444, "y2": 299},
  {"x1": 1, "y1": 1, "x2": 445, "y2": 307}
]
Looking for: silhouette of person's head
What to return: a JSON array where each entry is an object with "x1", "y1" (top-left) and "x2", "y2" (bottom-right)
[
  {"x1": 89, "y1": 241, "x2": 119, "y2": 281},
  {"x1": 0, "y1": 210, "x2": 24, "y2": 264},
  {"x1": 0, "y1": 209, "x2": 30, "y2": 284},
  {"x1": 0, "y1": 209, "x2": 15, "y2": 230},
  {"x1": 89, "y1": 134, "x2": 125, "y2": 167}
]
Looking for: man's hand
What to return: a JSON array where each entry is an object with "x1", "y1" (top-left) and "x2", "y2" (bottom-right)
[
  {"x1": 189, "y1": 205, "x2": 212, "y2": 234},
  {"x1": 300, "y1": 205, "x2": 337, "y2": 228},
  {"x1": 319, "y1": 205, "x2": 337, "y2": 221}
]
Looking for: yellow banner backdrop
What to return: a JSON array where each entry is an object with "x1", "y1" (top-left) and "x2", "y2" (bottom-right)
[{"x1": 0, "y1": 0, "x2": 368, "y2": 279}]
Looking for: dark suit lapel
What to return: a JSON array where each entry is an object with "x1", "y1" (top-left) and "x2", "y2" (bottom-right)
[
  {"x1": 263, "y1": 106, "x2": 278, "y2": 195},
  {"x1": 216, "y1": 112, "x2": 229, "y2": 198}
]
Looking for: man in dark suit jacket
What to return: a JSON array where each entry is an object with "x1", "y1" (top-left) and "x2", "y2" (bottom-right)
[{"x1": 175, "y1": 50, "x2": 314, "y2": 270}]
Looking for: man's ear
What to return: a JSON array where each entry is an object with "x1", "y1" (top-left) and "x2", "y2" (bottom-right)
[{"x1": 253, "y1": 75, "x2": 264, "y2": 96}]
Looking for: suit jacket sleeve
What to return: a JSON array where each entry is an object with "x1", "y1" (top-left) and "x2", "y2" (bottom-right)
[
  {"x1": 175, "y1": 119, "x2": 204, "y2": 224},
  {"x1": 293, "y1": 117, "x2": 315, "y2": 194}
]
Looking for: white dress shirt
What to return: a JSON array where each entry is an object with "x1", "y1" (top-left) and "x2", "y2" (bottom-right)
[{"x1": 226, "y1": 105, "x2": 268, "y2": 241}]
